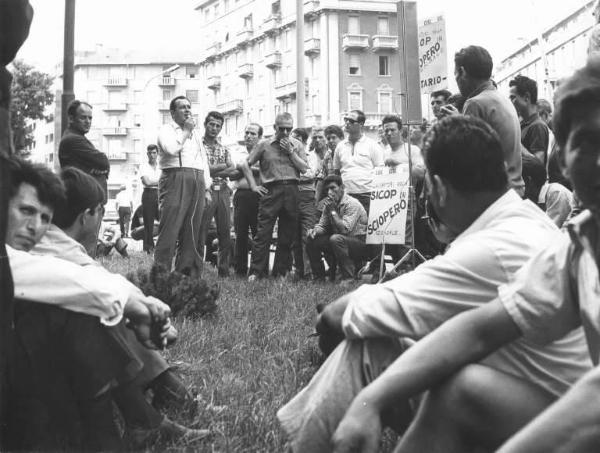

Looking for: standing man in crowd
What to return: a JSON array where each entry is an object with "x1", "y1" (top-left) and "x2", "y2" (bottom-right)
[
  {"x1": 199, "y1": 111, "x2": 235, "y2": 277},
  {"x1": 509, "y1": 75, "x2": 550, "y2": 164},
  {"x1": 320, "y1": 125, "x2": 344, "y2": 201},
  {"x1": 58, "y1": 100, "x2": 110, "y2": 200},
  {"x1": 429, "y1": 89, "x2": 452, "y2": 122},
  {"x1": 245, "y1": 112, "x2": 308, "y2": 280},
  {"x1": 139, "y1": 144, "x2": 160, "y2": 253},
  {"x1": 333, "y1": 110, "x2": 384, "y2": 213},
  {"x1": 115, "y1": 184, "x2": 133, "y2": 238},
  {"x1": 231, "y1": 123, "x2": 264, "y2": 276},
  {"x1": 155, "y1": 96, "x2": 211, "y2": 277},
  {"x1": 454, "y1": 45, "x2": 525, "y2": 196}
]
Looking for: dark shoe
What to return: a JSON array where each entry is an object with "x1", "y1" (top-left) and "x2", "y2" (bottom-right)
[
  {"x1": 126, "y1": 416, "x2": 210, "y2": 448},
  {"x1": 115, "y1": 237, "x2": 129, "y2": 257}
]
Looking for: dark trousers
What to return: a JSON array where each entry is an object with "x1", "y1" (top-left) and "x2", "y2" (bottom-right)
[
  {"x1": 155, "y1": 168, "x2": 206, "y2": 275},
  {"x1": 141, "y1": 188, "x2": 159, "y2": 252},
  {"x1": 199, "y1": 184, "x2": 232, "y2": 276},
  {"x1": 307, "y1": 234, "x2": 370, "y2": 280},
  {"x1": 118, "y1": 206, "x2": 132, "y2": 237},
  {"x1": 249, "y1": 182, "x2": 298, "y2": 278},
  {"x1": 233, "y1": 189, "x2": 259, "y2": 275}
]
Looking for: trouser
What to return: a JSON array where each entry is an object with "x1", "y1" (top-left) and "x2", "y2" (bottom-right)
[
  {"x1": 233, "y1": 189, "x2": 259, "y2": 275},
  {"x1": 118, "y1": 206, "x2": 132, "y2": 237},
  {"x1": 249, "y1": 182, "x2": 298, "y2": 278},
  {"x1": 306, "y1": 233, "x2": 370, "y2": 280},
  {"x1": 155, "y1": 168, "x2": 206, "y2": 276},
  {"x1": 199, "y1": 183, "x2": 232, "y2": 276},
  {"x1": 141, "y1": 188, "x2": 159, "y2": 252}
]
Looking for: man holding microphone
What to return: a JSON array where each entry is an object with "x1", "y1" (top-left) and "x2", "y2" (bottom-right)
[{"x1": 154, "y1": 96, "x2": 212, "y2": 277}]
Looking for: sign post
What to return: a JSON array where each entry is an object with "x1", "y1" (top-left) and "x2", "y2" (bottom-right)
[{"x1": 418, "y1": 14, "x2": 448, "y2": 95}]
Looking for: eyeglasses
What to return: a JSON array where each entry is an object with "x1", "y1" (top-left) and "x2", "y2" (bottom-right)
[
  {"x1": 277, "y1": 127, "x2": 293, "y2": 133},
  {"x1": 344, "y1": 117, "x2": 358, "y2": 124}
]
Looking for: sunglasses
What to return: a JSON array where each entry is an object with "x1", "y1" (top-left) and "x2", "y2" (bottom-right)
[
  {"x1": 277, "y1": 127, "x2": 293, "y2": 132},
  {"x1": 344, "y1": 117, "x2": 358, "y2": 124}
]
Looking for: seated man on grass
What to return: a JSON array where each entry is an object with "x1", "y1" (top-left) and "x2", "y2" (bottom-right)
[
  {"x1": 306, "y1": 174, "x2": 369, "y2": 284},
  {"x1": 277, "y1": 115, "x2": 592, "y2": 452},
  {"x1": 330, "y1": 55, "x2": 600, "y2": 453},
  {"x1": 6, "y1": 159, "x2": 207, "y2": 449}
]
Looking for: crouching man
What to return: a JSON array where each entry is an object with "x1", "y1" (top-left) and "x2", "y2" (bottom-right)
[{"x1": 306, "y1": 175, "x2": 369, "y2": 284}]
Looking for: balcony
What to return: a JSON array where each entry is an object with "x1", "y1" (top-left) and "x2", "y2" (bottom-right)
[
  {"x1": 107, "y1": 150, "x2": 127, "y2": 160},
  {"x1": 104, "y1": 77, "x2": 128, "y2": 87},
  {"x1": 207, "y1": 75, "x2": 221, "y2": 90},
  {"x1": 275, "y1": 81, "x2": 296, "y2": 100},
  {"x1": 206, "y1": 42, "x2": 222, "y2": 60},
  {"x1": 304, "y1": 0, "x2": 320, "y2": 18},
  {"x1": 158, "y1": 101, "x2": 171, "y2": 111},
  {"x1": 265, "y1": 51, "x2": 282, "y2": 69},
  {"x1": 238, "y1": 63, "x2": 254, "y2": 79},
  {"x1": 304, "y1": 37, "x2": 321, "y2": 56},
  {"x1": 261, "y1": 14, "x2": 281, "y2": 36},
  {"x1": 102, "y1": 127, "x2": 127, "y2": 136},
  {"x1": 217, "y1": 99, "x2": 243, "y2": 115},
  {"x1": 237, "y1": 27, "x2": 253, "y2": 46},
  {"x1": 342, "y1": 34, "x2": 369, "y2": 50},
  {"x1": 305, "y1": 113, "x2": 322, "y2": 126},
  {"x1": 102, "y1": 103, "x2": 127, "y2": 112},
  {"x1": 158, "y1": 76, "x2": 176, "y2": 86},
  {"x1": 372, "y1": 35, "x2": 398, "y2": 51}
]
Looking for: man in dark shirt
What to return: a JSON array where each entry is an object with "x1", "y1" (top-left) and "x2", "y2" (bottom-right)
[
  {"x1": 58, "y1": 100, "x2": 110, "y2": 199},
  {"x1": 509, "y1": 75, "x2": 549, "y2": 165}
]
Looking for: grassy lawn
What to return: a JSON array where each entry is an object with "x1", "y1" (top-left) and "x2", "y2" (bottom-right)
[{"x1": 101, "y1": 251, "x2": 360, "y2": 452}]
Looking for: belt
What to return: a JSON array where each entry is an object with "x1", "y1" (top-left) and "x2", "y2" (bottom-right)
[
  {"x1": 161, "y1": 167, "x2": 203, "y2": 173},
  {"x1": 263, "y1": 179, "x2": 298, "y2": 188},
  {"x1": 143, "y1": 186, "x2": 158, "y2": 191}
]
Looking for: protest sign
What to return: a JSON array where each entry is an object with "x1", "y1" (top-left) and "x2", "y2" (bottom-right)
[
  {"x1": 366, "y1": 165, "x2": 410, "y2": 245},
  {"x1": 418, "y1": 14, "x2": 448, "y2": 94}
]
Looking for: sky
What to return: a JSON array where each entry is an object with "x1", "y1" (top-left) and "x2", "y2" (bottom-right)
[{"x1": 18, "y1": 0, "x2": 594, "y2": 77}]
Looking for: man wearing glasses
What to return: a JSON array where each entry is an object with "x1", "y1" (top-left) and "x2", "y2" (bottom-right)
[
  {"x1": 333, "y1": 110, "x2": 384, "y2": 213},
  {"x1": 245, "y1": 112, "x2": 309, "y2": 280}
]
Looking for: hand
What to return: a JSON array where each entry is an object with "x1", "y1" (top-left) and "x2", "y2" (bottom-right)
[
  {"x1": 252, "y1": 185, "x2": 268, "y2": 197},
  {"x1": 441, "y1": 104, "x2": 459, "y2": 116},
  {"x1": 332, "y1": 397, "x2": 382, "y2": 453},
  {"x1": 307, "y1": 228, "x2": 316, "y2": 240},
  {"x1": 384, "y1": 157, "x2": 399, "y2": 167},
  {"x1": 279, "y1": 138, "x2": 292, "y2": 155},
  {"x1": 183, "y1": 117, "x2": 196, "y2": 132},
  {"x1": 205, "y1": 190, "x2": 212, "y2": 204}
]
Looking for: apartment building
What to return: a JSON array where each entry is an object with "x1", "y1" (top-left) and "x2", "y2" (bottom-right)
[
  {"x1": 195, "y1": 0, "x2": 404, "y2": 137},
  {"x1": 495, "y1": 0, "x2": 595, "y2": 101}
]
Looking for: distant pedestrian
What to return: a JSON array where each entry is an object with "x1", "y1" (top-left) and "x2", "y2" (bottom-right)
[
  {"x1": 139, "y1": 144, "x2": 160, "y2": 252},
  {"x1": 115, "y1": 185, "x2": 133, "y2": 238}
]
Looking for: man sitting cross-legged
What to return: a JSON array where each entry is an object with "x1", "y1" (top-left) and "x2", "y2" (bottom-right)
[
  {"x1": 306, "y1": 174, "x2": 370, "y2": 284},
  {"x1": 6, "y1": 159, "x2": 207, "y2": 450},
  {"x1": 277, "y1": 115, "x2": 592, "y2": 452},
  {"x1": 331, "y1": 56, "x2": 600, "y2": 453}
]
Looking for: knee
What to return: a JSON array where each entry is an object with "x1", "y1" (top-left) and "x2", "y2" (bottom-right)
[{"x1": 329, "y1": 234, "x2": 345, "y2": 246}]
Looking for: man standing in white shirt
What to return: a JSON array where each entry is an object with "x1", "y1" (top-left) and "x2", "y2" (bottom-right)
[
  {"x1": 115, "y1": 184, "x2": 133, "y2": 238},
  {"x1": 333, "y1": 110, "x2": 384, "y2": 214},
  {"x1": 140, "y1": 144, "x2": 160, "y2": 253},
  {"x1": 155, "y1": 96, "x2": 212, "y2": 276}
]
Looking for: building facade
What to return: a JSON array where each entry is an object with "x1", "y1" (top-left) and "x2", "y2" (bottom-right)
[
  {"x1": 195, "y1": 0, "x2": 404, "y2": 137},
  {"x1": 494, "y1": 0, "x2": 595, "y2": 101}
]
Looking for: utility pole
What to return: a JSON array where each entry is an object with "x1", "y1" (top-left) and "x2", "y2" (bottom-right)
[
  {"x1": 296, "y1": 0, "x2": 305, "y2": 127},
  {"x1": 61, "y1": 0, "x2": 76, "y2": 137}
]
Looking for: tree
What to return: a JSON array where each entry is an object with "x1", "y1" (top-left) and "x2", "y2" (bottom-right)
[{"x1": 9, "y1": 59, "x2": 54, "y2": 156}]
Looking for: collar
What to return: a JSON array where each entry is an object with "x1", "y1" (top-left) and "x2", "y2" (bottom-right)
[
  {"x1": 538, "y1": 182, "x2": 550, "y2": 204},
  {"x1": 467, "y1": 80, "x2": 495, "y2": 100},
  {"x1": 455, "y1": 189, "x2": 519, "y2": 240},
  {"x1": 521, "y1": 112, "x2": 541, "y2": 128},
  {"x1": 170, "y1": 120, "x2": 183, "y2": 131},
  {"x1": 344, "y1": 135, "x2": 366, "y2": 146},
  {"x1": 567, "y1": 210, "x2": 597, "y2": 258},
  {"x1": 32, "y1": 224, "x2": 95, "y2": 266}
]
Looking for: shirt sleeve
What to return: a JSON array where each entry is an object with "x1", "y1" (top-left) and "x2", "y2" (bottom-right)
[
  {"x1": 303, "y1": 152, "x2": 320, "y2": 179},
  {"x1": 545, "y1": 185, "x2": 573, "y2": 228},
  {"x1": 8, "y1": 246, "x2": 128, "y2": 326},
  {"x1": 202, "y1": 141, "x2": 213, "y2": 187},
  {"x1": 525, "y1": 123, "x2": 549, "y2": 157},
  {"x1": 313, "y1": 208, "x2": 330, "y2": 236},
  {"x1": 339, "y1": 199, "x2": 363, "y2": 234},
  {"x1": 497, "y1": 235, "x2": 581, "y2": 344},
  {"x1": 157, "y1": 124, "x2": 185, "y2": 156},
  {"x1": 370, "y1": 141, "x2": 385, "y2": 167},
  {"x1": 333, "y1": 144, "x2": 342, "y2": 170}
]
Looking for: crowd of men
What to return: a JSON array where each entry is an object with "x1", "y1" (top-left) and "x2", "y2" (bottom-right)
[{"x1": 5, "y1": 0, "x2": 600, "y2": 450}]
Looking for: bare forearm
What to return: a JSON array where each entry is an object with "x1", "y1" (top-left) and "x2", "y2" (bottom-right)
[
  {"x1": 240, "y1": 160, "x2": 259, "y2": 189},
  {"x1": 498, "y1": 369, "x2": 600, "y2": 453},
  {"x1": 290, "y1": 152, "x2": 308, "y2": 172}
]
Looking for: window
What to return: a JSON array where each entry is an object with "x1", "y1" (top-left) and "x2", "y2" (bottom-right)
[
  {"x1": 377, "y1": 17, "x2": 390, "y2": 35},
  {"x1": 244, "y1": 14, "x2": 253, "y2": 29},
  {"x1": 133, "y1": 90, "x2": 143, "y2": 103},
  {"x1": 223, "y1": 0, "x2": 229, "y2": 12},
  {"x1": 348, "y1": 16, "x2": 360, "y2": 34},
  {"x1": 349, "y1": 54, "x2": 361, "y2": 75},
  {"x1": 186, "y1": 90, "x2": 199, "y2": 102},
  {"x1": 186, "y1": 65, "x2": 198, "y2": 78},
  {"x1": 348, "y1": 91, "x2": 362, "y2": 110},
  {"x1": 204, "y1": 9, "x2": 210, "y2": 23},
  {"x1": 379, "y1": 56, "x2": 390, "y2": 76},
  {"x1": 272, "y1": 0, "x2": 280, "y2": 15},
  {"x1": 162, "y1": 89, "x2": 172, "y2": 101},
  {"x1": 378, "y1": 91, "x2": 392, "y2": 113},
  {"x1": 134, "y1": 114, "x2": 142, "y2": 127},
  {"x1": 162, "y1": 112, "x2": 171, "y2": 125}
]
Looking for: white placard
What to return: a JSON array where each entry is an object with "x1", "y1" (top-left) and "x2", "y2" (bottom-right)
[
  {"x1": 366, "y1": 165, "x2": 410, "y2": 245},
  {"x1": 418, "y1": 14, "x2": 448, "y2": 94}
]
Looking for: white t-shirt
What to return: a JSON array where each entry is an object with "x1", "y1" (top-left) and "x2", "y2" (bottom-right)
[
  {"x1": 383, "y1": 142, "x2": 423, "y2": 167},
  {"x1": 139, "y1": 162, "x2": 160, "y2": 188},
  {"x1": 333, "y1": 135, "x2": 384, "y2": 194}
]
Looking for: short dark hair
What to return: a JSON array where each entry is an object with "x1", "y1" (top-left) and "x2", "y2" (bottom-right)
[
  {"x1": 291, "y1": 127, "x2": 309, "y2": 144},
  {"x1": 169, "y1": 95, "x2": 190, "y2": 112},
  {"x1": 275, "y1": 112, "x2": 293, "y2": 123},
  {"x1": 66, "y1": 99, "x2": 92, "y2": 117},
  {"x1": 204, "y1": 110, "x2": 224, "y2": 126},
  {"x1": 454, "y1": 46, "x2": 493, "y2": 80},
  {"x1": 8, "y1": 157, "x2": 65, "y2": 211},
  {"x1": 553, "y1": 57, "x2": 600, "y2": 152},
  {"x1": 381, "y1": 114, "x2": 402, "y2": 129},
  {"x1": 349, "y1": 110, "x2": 366, "y2": 125},
  {"x1": 422, "y1": 115, "x2": 508, "y2": 192},
  {"x1": 431, "y1": 89, "x2": 452, "y2": 101},
  {"x1": 52, "y1": 167, "x2": 104, "y2": 229},
  {"x1": 247, "y1": 122, "x2": 263, "y2": 137},
  {"x1": 536, "y1": 99, "x2": 552, "y2": 116},
  {"x1": 509, "y1": 75, "x2": 538, "y2": 104},
  {"x1": 521, "y1": 151, "x2": 547, "y2": 193},
  {"x1": 447, "y1": 93, "x2": 466, "y2": 112},
  {"x1": 323, "y1": 174, "x2": 343, "y2": 188},
  {"x1": 324, "y1": 124, "x2": 344, "y2": 139},
  {"x1": 147, "y1": 144, "x2": 158, "y2": 152}
]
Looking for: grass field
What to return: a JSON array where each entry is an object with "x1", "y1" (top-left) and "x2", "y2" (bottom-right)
[{"x1": 101, "y1": 251, "x2": 361, "y2": 452}]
